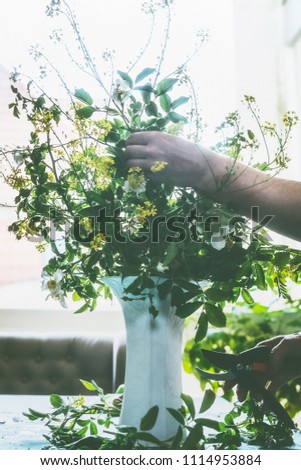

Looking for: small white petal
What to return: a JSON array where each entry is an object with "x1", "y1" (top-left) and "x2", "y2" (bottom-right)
[{"x1": 211, "y1": 233, "x2": 226, "y2": 251}]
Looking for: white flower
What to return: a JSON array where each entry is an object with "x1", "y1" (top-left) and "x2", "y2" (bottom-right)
[
  {"x1": 156, "y1": 262, "x2": 169, "y2": 273},
  {"x1": 124, "y1": 179, "x2": 146, "y2": 194},
  {"x1": 198, "y1": 279, "x2": 211, "y2": 289},
  {"x1": 13, "y1": 150, "x2": 23, "y2": 166},
  {"x1": 112, "y1": 79, "x2": 131, "y2": 104},
  {"x1": 210, "y1": 232, "x2": 226, "y2": 251},
  {"x1": 41, "y1": 270, "x2": 67, "y2": 308}
]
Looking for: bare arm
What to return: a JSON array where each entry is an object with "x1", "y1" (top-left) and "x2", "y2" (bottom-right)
[{"x1": 125, "y1": 131, "x2": 301, "y2": 240}]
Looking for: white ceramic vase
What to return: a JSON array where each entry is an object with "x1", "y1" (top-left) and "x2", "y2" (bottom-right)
[{"x1": 103, "y1": 276, "x2": 184, "y2": 441}]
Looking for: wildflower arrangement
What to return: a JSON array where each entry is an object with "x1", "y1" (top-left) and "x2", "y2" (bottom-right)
[{"x1": 1, "y1": 0, "x2": 301, "y2": 339}]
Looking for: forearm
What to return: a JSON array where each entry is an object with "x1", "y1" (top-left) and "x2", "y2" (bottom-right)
[{"x1": 196, "y1": 146, "x2": 301, "y2": 241}]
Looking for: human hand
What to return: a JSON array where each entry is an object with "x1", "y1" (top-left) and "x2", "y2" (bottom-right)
[
  {"x1": 124, "y1": 131, "x2": 213, "y2": 189},
  {"x1": 225, "y1": 333, "x2": 301, "y2": 401}
]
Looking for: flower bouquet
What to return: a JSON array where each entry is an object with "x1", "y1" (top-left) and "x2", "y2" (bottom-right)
[{"x1": 1, "y1": 0, "x2": 301, "y2": 447}]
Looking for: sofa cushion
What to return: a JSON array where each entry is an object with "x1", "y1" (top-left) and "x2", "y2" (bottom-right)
[{"x1": 0, "y1": 333, "x2": 115, "y2": 395}]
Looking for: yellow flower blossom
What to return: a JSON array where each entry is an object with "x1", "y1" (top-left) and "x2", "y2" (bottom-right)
[
  {"x1": 73, "y1": 395, "x2": 85, "y2": 407},
  {"x1": 70, "y1": 151, "x2": 88, "y2": 165},
  {"x1": 135, "y1": 201, "x2": 157, "y2": 223},
  {"x1": 87, "y1": 155, "x2": 115, "y2": 190},
  {"x1": 5, "y1": 169, "x2": 31, "y2": 191},
  {"x1": 47, "y1": 172, "x2": 55, "y2": 182},
  {"x1": 125, "y1": 167, "x2": 146, "y2": 193},
  {"x1": 35, "y1": 241, "x2": 47, "y2": 253},
  {"x1": 90, "y1": 233, "x2": 106, "y2": 250},
  {"x1": 262, "y1": 121, "x2": 276, "y2": 136},
  {"x1": 282, "y1": 111, "x2": 299, "y2": 127},
  {"x1": 96, "y1": 120, "x2": 113, "y2": 140},
  {"x1": 79, "y1": 217, "x2": 93, "y2": 233},
  {"x1": 150, "y1": 161, "x2": 168, "y2": 172},
  {"x1": 244, "y1": 95, "x2": 256, "y2": 104},
  {"x1": 16, "y1": 220, "x2": 37, "y2": 239}
]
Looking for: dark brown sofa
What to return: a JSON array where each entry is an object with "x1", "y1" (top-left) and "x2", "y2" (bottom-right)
[{"x1": 0, "y1": 333, "x2": 125, "y2": 395}]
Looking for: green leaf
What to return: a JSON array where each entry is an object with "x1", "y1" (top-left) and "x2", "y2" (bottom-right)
[
  {"x1": 254, "y1": 263, "x2": 267, "y2": 290},
  {"x1": 247, "y1": 129, "x2": 255, "y2": 140},
  {"x1": 195, "y1": 313, "x2": 208, "y2": 342},
  {"x1": 89, "y1": 422, "x2": 98, "y2": 435},
  {"x1": 205, "y1": 288, "x2": 232, "y2": 302},
  {"x1": 74, "y1": 302, "x2": 90, "y2": 314},
  {"x1": 149, "y1": 304, "x2": 159, "y2": 318},
  {"x1": 160, "y1": 94, "x2": 172, "y2": 113},
  {"x1": 241, "y1": 288, "x2": 255, "y2": 305},
  {"x1": 134, "y1": 84, "x2": 154, "y2": 93},
  {"x1": 194, "y1": 418, "x2": 225, "y2": 432},
  {"x1": 50, "y1": 394, "x2": 64, "y2": 409},
  {"x1": 205, "y1": 303, "x2": 226, "y2": 327},
  {"x1": 182, "y1": 421, "x2": 204, "y2": 450},
  {"x1": 133, "y1": 432, "x2": 162, "y2": 445},
  {"x1": 199, "y1": 389, "x2": 216, "y2": 413},
  {"x1": 274, "y1": 251, "x2": 290, "y2": 267},
  {"x1": 163, "y1": 243, "x2": 179, "y2": 266},
  {"x1": 140, "y1": 405, "x2": 159, "y2": 431},
  {"x1": 74, "y1": 88, "x2": 93, "y2": 105},
  {"x1": 169, "y1": 111, "x2": 187, "y2": 123},
  {"x1": 181, "y1": 393, "x2": 195, "y2": 419},
  {"x1": 91, "y1": 380, "x2": 104, "y2": 396},
  {"x1": 25, "y1": 408, "x2": 48, "y2": 420},
  {"x1": 171, "y1": 426, "x2": 183, "y2": 449},
  {"x1": 79, "y1": 379, "x2": 96, "y2": 391},
  {"x1": 141, "y1": 90, "x2": 151, "y2": 105},
  {"x1": 76, "y1": 106, "x2": 96, "y2": 119},
  {"x1": 117, "y1": 70, "x2": 133, "y2": 88},
  {"x1": 176, "y1": 301, "x2": 203, "y2": 318},
  {"x1": 105, "y1": 131, "x2": 120, "y2": 143},
  {"x1": 171, "y1": 96, "x2": 189, "y2": 109},
  {"x1": 157, "y1": 279, "x2": 173, "y2": 299},
  {"x1": 145, "y1": 101, "x2": 158, "y2": 116},
  {"x1": 167, "y1": 408, "x2": 185, "y2": 425},
  {"x1": 156, "y1": 77, "x2": 177, "y2": 96},
  {"x1": 135, "y1": 67, "x2": 156, "y2": 84}
]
